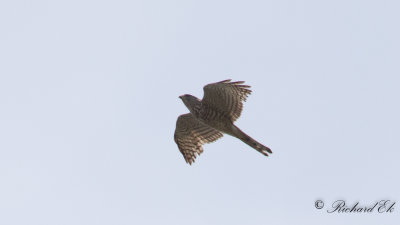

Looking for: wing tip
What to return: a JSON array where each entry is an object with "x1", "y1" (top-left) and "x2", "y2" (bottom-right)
[
  {"x1": 261, "y1": 146, "x2": 272, "y2": 156},
  {"x1": 185, "y1": 155, "x2": 196, "y2": 165},
  {"x1": 219, "y1": 79, "x2": 232, "y2": 83}
]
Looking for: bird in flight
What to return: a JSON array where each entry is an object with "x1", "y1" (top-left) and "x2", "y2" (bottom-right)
[{"x1": 174, "y1": 79, "x2": 272, "y2": 164}]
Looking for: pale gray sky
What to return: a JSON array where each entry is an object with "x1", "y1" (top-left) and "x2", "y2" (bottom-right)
[{"x1": 0, "y1": 0, "x2": 399, "y2": 224}]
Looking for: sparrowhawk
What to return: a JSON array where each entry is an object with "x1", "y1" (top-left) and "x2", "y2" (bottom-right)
[{"x1": 174, "y1": 79, "x2": 272, "y2": 164}]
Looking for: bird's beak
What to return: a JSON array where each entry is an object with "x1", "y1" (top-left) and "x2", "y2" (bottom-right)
[{"x1": 179, "y1": 95, "x2": 183, "y2": 99}]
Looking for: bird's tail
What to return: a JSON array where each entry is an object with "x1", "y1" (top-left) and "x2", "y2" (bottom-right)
[{"x1": 231, "y1": 125, "x2": 272, "y2": 156}]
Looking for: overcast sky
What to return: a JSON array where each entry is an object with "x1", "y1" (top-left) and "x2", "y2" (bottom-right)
[{"x1": 1, "y1": 0, "x2": 399, "y2": 224}]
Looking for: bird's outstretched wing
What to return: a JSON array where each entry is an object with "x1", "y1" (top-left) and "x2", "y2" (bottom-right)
[
  {"x1": 202, "y1": 79, "x2": 252, "y2": 122},
  {"x1": 174, "y1": 113, "x2": 223, "y2": 164}
]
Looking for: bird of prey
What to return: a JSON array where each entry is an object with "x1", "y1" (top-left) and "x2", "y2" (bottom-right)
[{"x1": 174, "y1": 79, "x2": 272, "y2": 164}]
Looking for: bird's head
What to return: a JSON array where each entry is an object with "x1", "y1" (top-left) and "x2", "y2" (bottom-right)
[{"x1": 179, "y1": 94, "x2": 200, "y2": 112}]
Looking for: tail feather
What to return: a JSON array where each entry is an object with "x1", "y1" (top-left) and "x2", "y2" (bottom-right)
[{"x1": 232, "y1": 125, "x2": 272, "y2": 156}]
